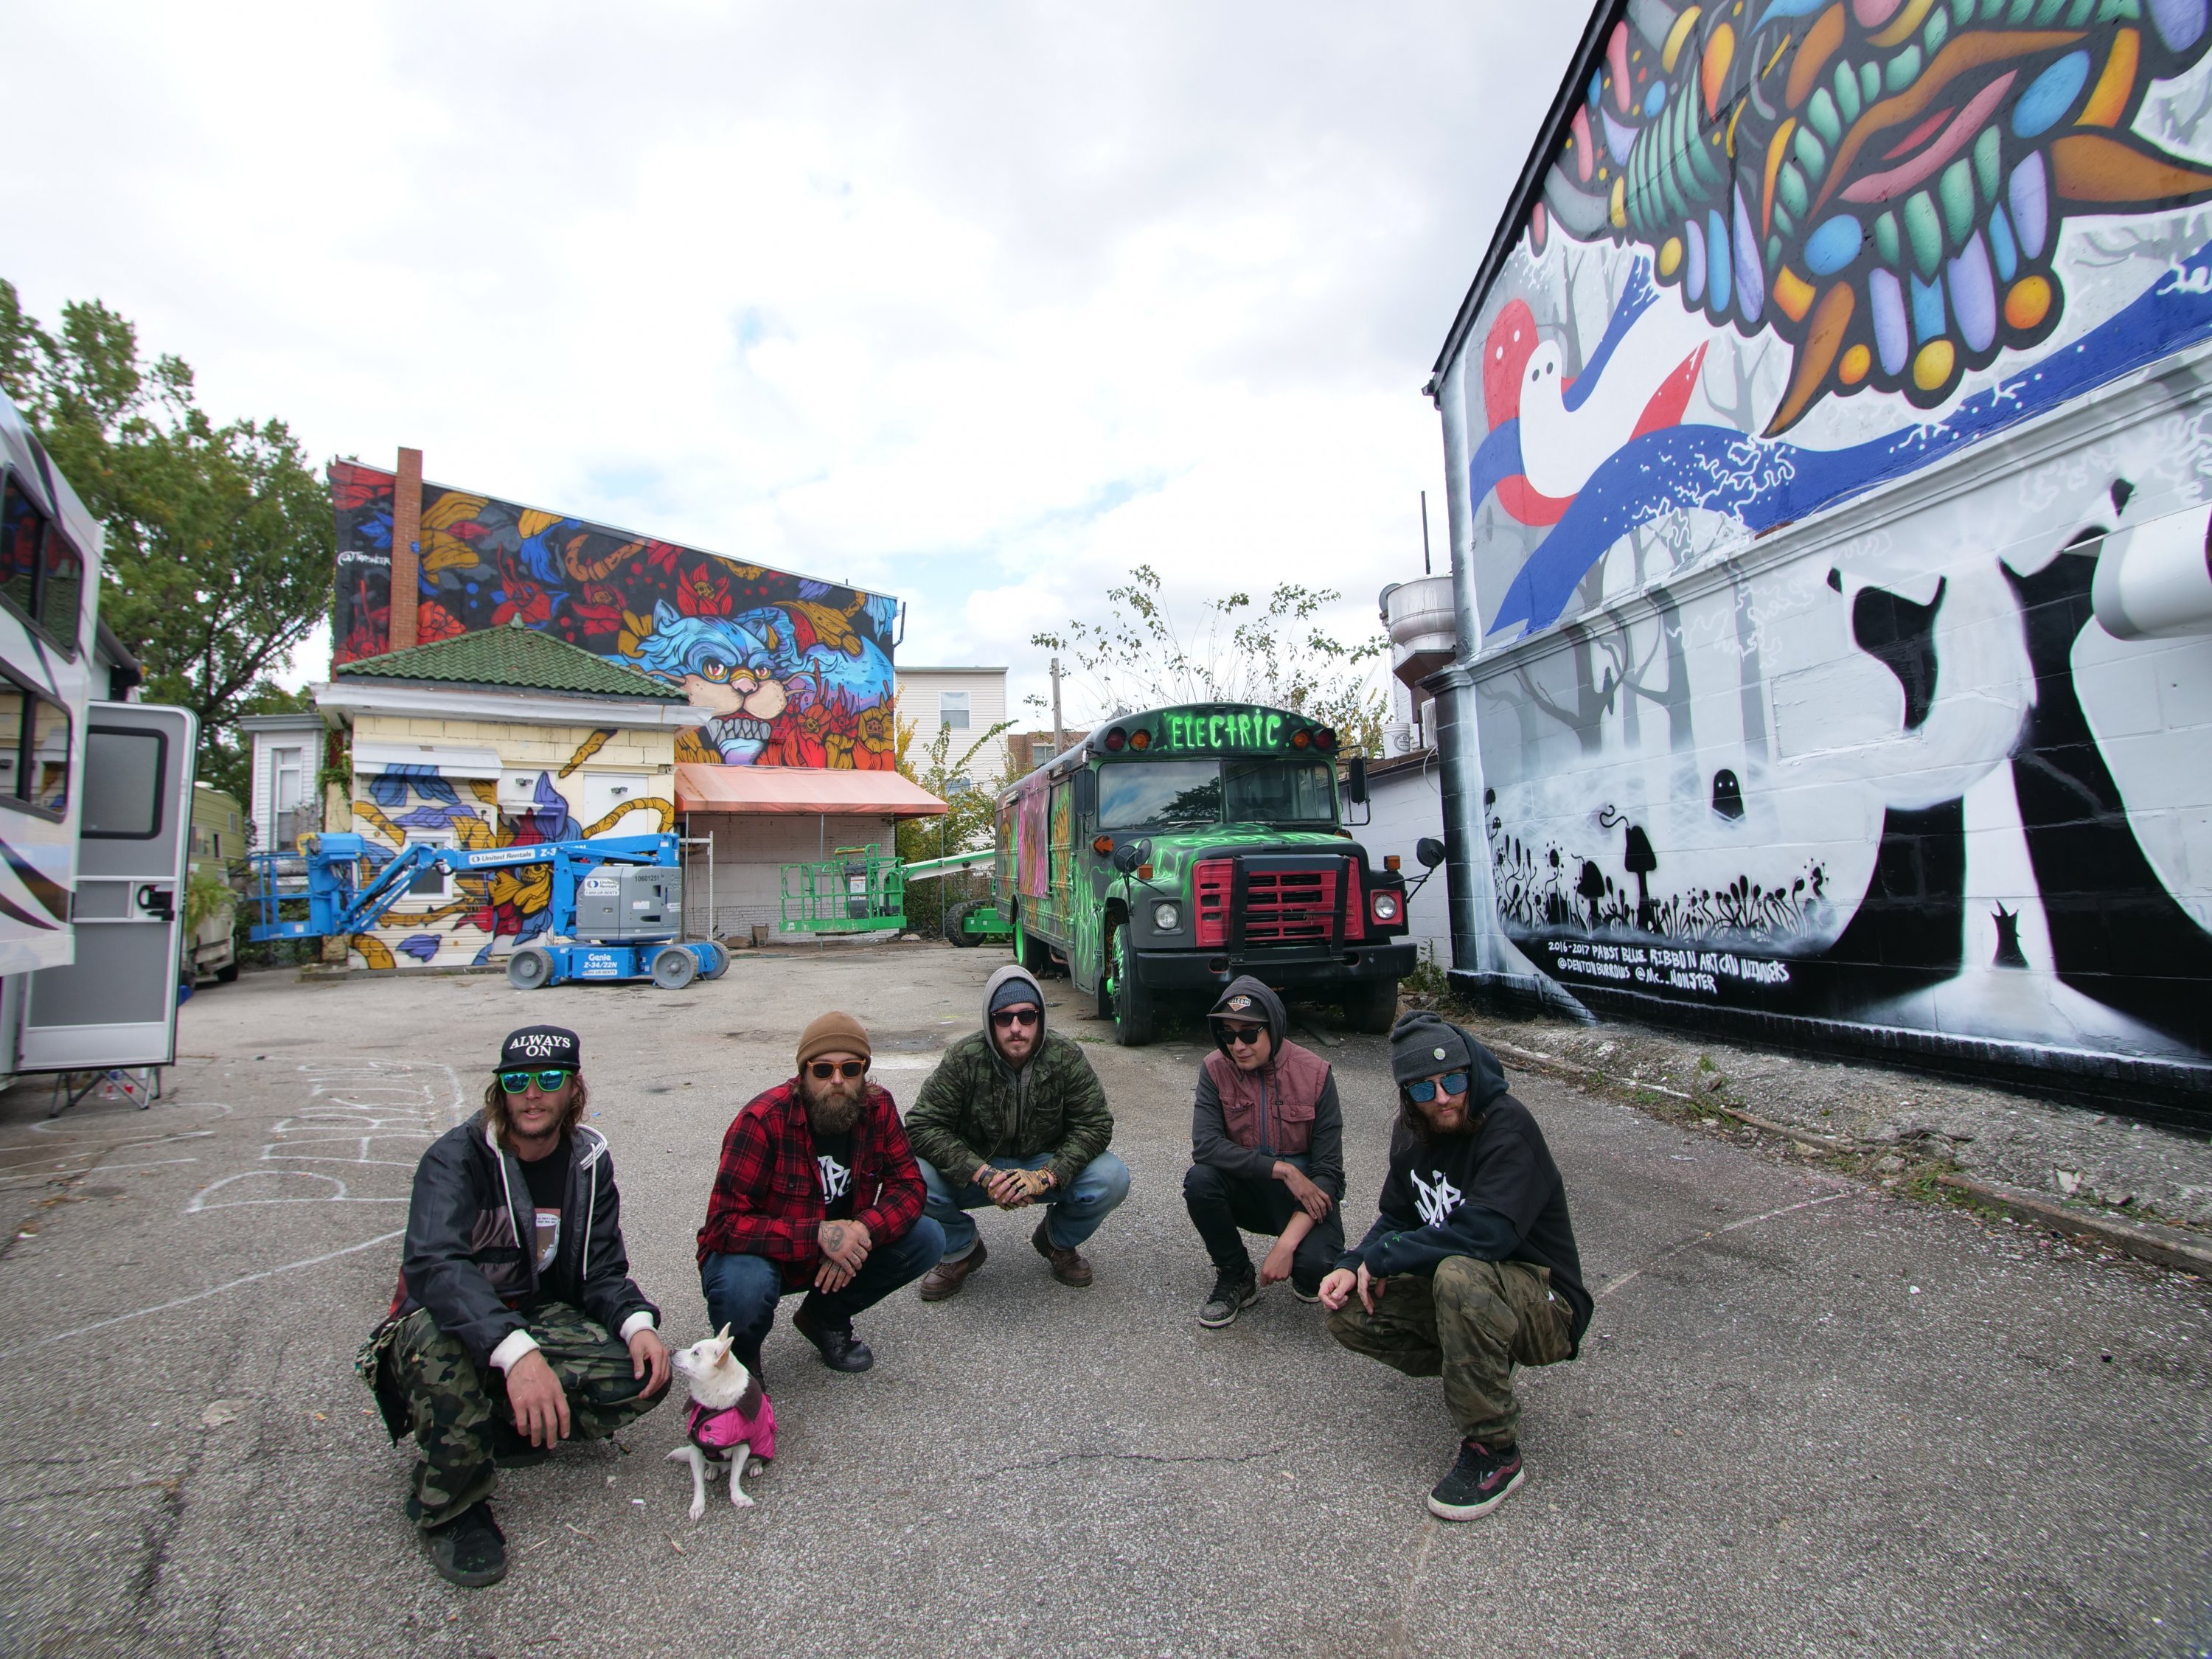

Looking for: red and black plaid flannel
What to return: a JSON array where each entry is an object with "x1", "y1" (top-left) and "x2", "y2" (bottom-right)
[{"x1": 695, "y1": 1078, "x2": 926, "y2": 1287}]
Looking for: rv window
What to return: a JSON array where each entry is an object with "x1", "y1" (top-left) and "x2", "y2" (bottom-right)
[
  {"x1": 0, "y1": 675, "x2": 72, "y2": 818},
  {"x1": 83, "y1": 727, "x2": 165, "y2": 838},
  {"x1": 0, "y1": 473, "x2": 84, "y2": 657}
]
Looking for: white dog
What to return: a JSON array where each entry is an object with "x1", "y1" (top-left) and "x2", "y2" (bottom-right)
[{"x1": 665, "y1": 1325, "x2": 777, "y2": 1518}]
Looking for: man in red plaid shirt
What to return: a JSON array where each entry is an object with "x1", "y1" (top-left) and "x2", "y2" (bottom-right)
[{"x1": 696, "y1": 1012, "x2": 942, "y2": 1375}]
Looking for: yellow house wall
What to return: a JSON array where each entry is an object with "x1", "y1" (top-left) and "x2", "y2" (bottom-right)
[{"x1": 345, "y1": 714, "x2": 680, "y2": 971}]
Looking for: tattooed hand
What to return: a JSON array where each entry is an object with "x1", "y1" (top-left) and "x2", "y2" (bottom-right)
[{"x1": 815, "y1": 1218, "x2": 872, "y2": 1293}]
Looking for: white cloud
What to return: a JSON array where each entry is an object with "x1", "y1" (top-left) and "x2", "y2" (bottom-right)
[{"x1": 6, "y1": 0, "x2": 1587, "y2": 726}]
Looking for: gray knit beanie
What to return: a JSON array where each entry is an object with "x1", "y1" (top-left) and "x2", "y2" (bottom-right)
[{"x1": 1389, "y1": 1009, "x2": 1475, "y2": 1086}]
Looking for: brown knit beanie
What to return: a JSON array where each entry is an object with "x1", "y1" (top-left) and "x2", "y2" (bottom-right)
[{"x1": 796, "y1": 1011, "x2": 872, "y2": 1071}]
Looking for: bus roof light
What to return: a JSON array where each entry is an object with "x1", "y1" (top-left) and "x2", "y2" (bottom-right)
[
  {"x1": 1128, "y1": 728, "x2": 1150, "y2": 751},
  {"x1": 1290, "y1": 729, "x2": 1311, "y2": 749},
  {"x1": 1105, "y1": 728, "x2": 1127, "y2": 752},
  {"x1": 1314, "y1": 727, "x2": 1337, "y2": 751}
]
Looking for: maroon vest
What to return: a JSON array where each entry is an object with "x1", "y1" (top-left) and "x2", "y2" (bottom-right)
[{"x1": 1201, "y1": 1040, "x2": 1330, "y2": 1156}]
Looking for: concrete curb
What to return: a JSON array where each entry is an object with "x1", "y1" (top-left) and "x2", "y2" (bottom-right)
[{"x1": 1935, "y1": 1175, "x2": 2212, "y2": 1277}]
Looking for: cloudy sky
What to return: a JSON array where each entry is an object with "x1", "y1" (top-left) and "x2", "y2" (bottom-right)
[{"x1": 7, "y1": 1, "x2": 1585, "y2": 725}]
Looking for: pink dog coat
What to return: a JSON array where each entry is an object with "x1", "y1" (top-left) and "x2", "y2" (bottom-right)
[{"x1": 686, "y1": 1380, "x2": 776, "y2": 1463}]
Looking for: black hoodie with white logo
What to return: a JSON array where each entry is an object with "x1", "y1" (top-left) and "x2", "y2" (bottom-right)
[{"x1": 1339, "y1": 1029, "x2": 1591, "y2": 1351}]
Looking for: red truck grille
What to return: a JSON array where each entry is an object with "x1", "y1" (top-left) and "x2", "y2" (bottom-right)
[
  {"x1": 1194, "y1": 858, "x2": 1232, "y2": 946},
  {"x1": 1242, "y1": 866, "x2": 1338, "y2": 943}
]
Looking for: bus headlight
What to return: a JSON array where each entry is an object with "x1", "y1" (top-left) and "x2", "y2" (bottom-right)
[
  {"x1": 1153, "y1": 902, "x2": 1180, "y2": 932},
  {"x1": 1371, "y1": 892, "x2": 1401, "y2": 924}
]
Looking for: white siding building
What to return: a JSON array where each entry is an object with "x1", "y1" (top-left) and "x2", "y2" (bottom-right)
[
  {"x1": 238, "y1": 712, "x2": 328, "y2": 852},
  {"x1": 896, "y1": 667, "x2": 1010, "y2": 788}
]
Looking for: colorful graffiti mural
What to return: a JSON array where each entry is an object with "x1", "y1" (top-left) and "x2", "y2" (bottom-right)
[
  {"x1": 330, "y1": 464, "x2": 899, "y2": 769},
  {"x1": 1441, "y1": 0, "x2": 2212, "y2": 1079},
  {"x1": 342, "y1": 731, "x2": 678, "y2": 970}
]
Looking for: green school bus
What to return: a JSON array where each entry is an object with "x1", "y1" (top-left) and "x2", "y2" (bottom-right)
[{"x1": 993, "y1": 702, "x2": 1416, "y2": 1044}]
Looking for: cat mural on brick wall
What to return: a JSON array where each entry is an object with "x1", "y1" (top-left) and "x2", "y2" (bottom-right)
[
  {"x1": 1440, "y1": 0, "x2": 2212, "y2": 1079},
  {"x1": 330, "y1": 465, "x2": 899, "y2": 770}
]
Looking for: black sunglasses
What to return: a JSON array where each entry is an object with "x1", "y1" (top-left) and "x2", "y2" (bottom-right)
[
  {"x1": 809, "y1": 1060, "x2": 867, "y2": 1080},
  {"x1": 1220, "y1": 1023, "x2": 1267, "y2": 1046},
  {"x1": 990, "y1": 1008, "x2": 1040, "y2": 1029},
  {"x1": 498, "y1": 1068, "x2": 573, "y2": 1094},
  {"x1": 1405, "y1": 1071, "x2": 1469, "y2": 1105}
]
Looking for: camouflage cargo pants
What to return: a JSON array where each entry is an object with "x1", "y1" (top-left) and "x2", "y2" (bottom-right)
[
  {"x1": 389, "y1": 1301, "x2": 669, "y2": 1528},
  {"x1": 1325, "y1": 1256, "x2": 1575, "y2": 1446}
]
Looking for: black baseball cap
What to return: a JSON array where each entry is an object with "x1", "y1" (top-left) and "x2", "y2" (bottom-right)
[{"x1": 500, "y1": 1025, "x2": 581, "y2": 1072}]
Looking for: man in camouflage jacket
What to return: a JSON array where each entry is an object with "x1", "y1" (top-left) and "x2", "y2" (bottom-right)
[{"x1": 906, "y1": 964, "x2": 1129, "y2": 1297}]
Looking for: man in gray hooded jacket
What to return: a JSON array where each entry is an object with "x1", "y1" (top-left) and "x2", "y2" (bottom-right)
[{"x1": 905, "y1": 964, "x2": 1129, "y2": 1297}]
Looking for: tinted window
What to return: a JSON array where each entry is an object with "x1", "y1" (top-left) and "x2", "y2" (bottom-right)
[
  {"x1": 0, "y1": 473, "x2": 84, "y2": 655},
  {"x1": 1098, "y1": 760, "x2": 1222, "y2": 829},
  {"x1": 1, "y1": 477, "x2": 40, "y2": 622},
  {"x1": 1224, "y1": 759, "x2": 1335, "y2": 824},
  {"x1": 83, "y1": 728, "x2": 164, "y2": 838}
]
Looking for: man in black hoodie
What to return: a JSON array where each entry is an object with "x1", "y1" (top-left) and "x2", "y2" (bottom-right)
[
  {"x1": 1320, "y1": 1011, "x2": 1590, "y2": 1522},
  {"x1": 359, "y1": 1025, "x2": 672, "y2": 1587}
]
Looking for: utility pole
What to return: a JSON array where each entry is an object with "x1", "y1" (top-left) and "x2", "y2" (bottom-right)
[{"x1": 1049, "y1": 657, "x2": 1065, "y2": 757}]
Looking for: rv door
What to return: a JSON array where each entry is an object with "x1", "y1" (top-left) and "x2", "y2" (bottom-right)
[{"x1": 20, "y1": 703, "x2": 198, "y2": 1071}]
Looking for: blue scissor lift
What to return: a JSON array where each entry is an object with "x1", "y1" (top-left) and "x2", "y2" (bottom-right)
[{"x1": 246, "y1": 831, "x2": 728, "y2": 990}]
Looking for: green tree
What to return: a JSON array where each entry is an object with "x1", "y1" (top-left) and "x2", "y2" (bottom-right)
[
  {"x1": 894, "y1": 705, "x2": 1012, "y2": 942},
  {"x1": 0, "y1": 281, "x2": 333, "y2": 802},
  {"x1": 1029, "y1": 565, "x2": 1388, "y2": 754}
]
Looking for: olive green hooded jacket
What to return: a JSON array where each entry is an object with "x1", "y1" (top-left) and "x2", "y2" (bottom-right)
[{"x1": 905, "y1": 964, "x2": 1115, "y2": 1191}]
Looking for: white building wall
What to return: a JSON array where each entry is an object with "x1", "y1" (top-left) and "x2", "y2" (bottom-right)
[
  {"x1": 1362, "y1": 758, "x2": 1450, "y2": 970},
  {"x1": 681, "y1": 813, "x2": 900, "y2": 936},
  {"x1": 896, "y1": 669, "x2": 1010, "y2": 787}
]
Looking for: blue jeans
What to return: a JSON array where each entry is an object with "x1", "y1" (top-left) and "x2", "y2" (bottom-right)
[
  {"x1": 698, "y1": 1217, "x2": 945, "y2": 1371},
  {"x1": 914, "y1": 1151, "x2": 1132, "y2": 1260}
]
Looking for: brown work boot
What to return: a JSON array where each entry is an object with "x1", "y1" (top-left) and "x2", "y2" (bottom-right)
[
  {"x1": 917, "y1": 1239, "x2": 987, "y2": 1302},
  {"x1": 1032, "y1": 1218, "x2": 1093, "y2": 1287}
]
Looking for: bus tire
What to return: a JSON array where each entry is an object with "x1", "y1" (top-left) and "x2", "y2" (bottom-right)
[
  {"x1": 945, "y1": 900, "x2": 983, "y2": 947},
  {"x1": 1109, "y1": 921, "x2": 1157, "y2": 1046},
  {"x1": 507, "y1": 946, "x2": 555, "y2": 991},
  {"x1": 214, "y1": 962, "x2": 240, "y2": 984},
  {"x1": 1343, "y1": 978, "x2": 1399, "y2": 1034}
]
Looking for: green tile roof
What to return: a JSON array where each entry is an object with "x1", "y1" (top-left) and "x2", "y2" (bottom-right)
[{"x1": 336, "y1": 623, "x2": 683, "y2": 700}]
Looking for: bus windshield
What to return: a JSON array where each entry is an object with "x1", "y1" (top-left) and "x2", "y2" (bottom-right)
[{"x1": 1096, "y1": 758, "x2": 1336, "y2": 830}]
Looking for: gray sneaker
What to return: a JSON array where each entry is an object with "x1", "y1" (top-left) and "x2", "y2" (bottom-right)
[{"x1": 1198, "y1": 1267, "x2": 1258, "y2": 1328}]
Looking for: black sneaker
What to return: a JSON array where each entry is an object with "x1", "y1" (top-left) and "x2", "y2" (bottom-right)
[
  {"x1": 1427, "y1": 1439, "x2": 1524, "y2": 1521},
  {"x1": 1289, "y1": 1281, "x2": 1322, "y2": 1304},
  {"x1": 1197, "y1": 1267, "x2": 1258, "y2": 1328},
  {"x1": 422, "y1": 1501, "x2": 507, "y2": 1587}
]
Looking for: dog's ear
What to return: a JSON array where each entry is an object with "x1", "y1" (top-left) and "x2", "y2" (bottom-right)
[{"x1": 713, "y1": 1323, "x2": 731, "y2": 1343}]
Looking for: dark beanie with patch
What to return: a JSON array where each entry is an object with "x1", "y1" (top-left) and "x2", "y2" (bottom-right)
[
  {"x1": 1388, "y1": 1009, "x2": 1475, "y2": 1085},
  {"x1": 501, "y1": 1024, "x2": 582, "y2": 1072}
]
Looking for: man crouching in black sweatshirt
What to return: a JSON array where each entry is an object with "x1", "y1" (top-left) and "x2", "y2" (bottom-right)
[{"x1": 1320, "y1": 1011, "x2": 1591, "y2": 1521}]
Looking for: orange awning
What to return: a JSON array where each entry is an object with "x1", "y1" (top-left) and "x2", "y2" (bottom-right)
[{"x1": 675, "y1": 763, "x2": 947, "y2": 818}]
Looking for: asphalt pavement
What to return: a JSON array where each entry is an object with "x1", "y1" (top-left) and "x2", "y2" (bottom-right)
[{"x1": 0, "y1": 945, "x2": 2205, "y2": 1659}]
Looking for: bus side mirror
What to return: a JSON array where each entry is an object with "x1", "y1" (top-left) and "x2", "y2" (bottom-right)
[
  {"x1": 1111, "y1": 840, "x2": 1147, "y2": 875},
  {"x1": 1416, "y1": 837, "x2": 1447, "y2": 869},
  {"x1": 1346, "y1": 756, "x2": 1368, "y2": 804}
]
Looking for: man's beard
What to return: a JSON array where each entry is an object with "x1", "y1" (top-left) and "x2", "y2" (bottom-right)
[{"x1": 804, "y1": 1077, "x2": 865, "y2": 1134}]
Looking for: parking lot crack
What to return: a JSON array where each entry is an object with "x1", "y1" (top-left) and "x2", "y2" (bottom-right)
[{"x1": 982, "y1": 1443, "x2": 1287, "y2": 1478}]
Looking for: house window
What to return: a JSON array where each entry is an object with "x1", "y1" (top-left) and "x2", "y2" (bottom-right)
[
  {"x1": 939, "y1": 690, "x2": 970, "y2": 730},
  {"x1": 271, "y1": 745, "x2": 307, "y2": 849},
  {"x1": 403, "y1": 832, "x2": 453, "y2": 897}
]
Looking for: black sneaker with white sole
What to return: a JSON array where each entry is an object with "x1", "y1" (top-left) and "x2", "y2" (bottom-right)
[
  {"x1": 1197, "y1": 1267, "x2": 1259, "y2": 1328},
  {"x1": 1426, "y1": 1439, "x2": 1525, "y2": 1521},
  {"x1": 422, "y1": 1500, "x2": 508, "y2": 1587}
]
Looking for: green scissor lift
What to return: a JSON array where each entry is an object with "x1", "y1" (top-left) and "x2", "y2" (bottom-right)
[
  {"x1": 779, "y1": 844, "x2": 908, "y2": 935},
  {"x1": 900, "y1": 846, "x2": 1012, "y2": 947}
]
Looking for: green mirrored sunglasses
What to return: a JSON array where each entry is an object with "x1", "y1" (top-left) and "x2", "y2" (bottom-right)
[{"x1": 498, "y1": 1068, "x2": 573, "y2": 1094}]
